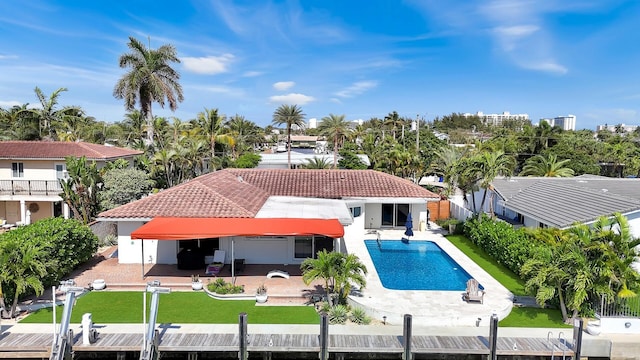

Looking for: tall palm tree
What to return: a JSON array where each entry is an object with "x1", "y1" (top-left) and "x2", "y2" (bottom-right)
[
  {"x1": 431, "y1": 145, "x2": 464, "y2": 197},
  {"x1": 113, "y1": 36, "x2": 183, "y2": 146},
  {"x1": 30, "y1": 87, "x2": 82, "y2": 139},
  {"x1": 272, "y1": 104, "x2": 306, "y2": 169},
  {"x1": 318, "y1": 114, "x2": 351, "y2": 168},
  {"x1": 520, "y1": 154, "x2": 575, "y2": 177},
  {"x1": 194, "y1": 108, "x2": 235, "y2": 168},
  {"x1": 474, "y1": 150, "x2": 514, "y2": 217}
]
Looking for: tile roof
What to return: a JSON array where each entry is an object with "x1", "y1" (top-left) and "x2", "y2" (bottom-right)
[
  {"x1": 0, "y1": 141, "x2": 143, "y2": 160},
  {"x1": 491, "y1": 176, "x2": 640, "y2": 227},
  {"x1": 99, "y1": 169, "x2": 439, "y2": 219}
]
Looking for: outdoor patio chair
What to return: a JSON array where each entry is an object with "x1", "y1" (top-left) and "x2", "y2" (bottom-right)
[
  {"x1": 205, "y1": 250, "x2": 226, "y2": 275},
  {"x1": 463, "y1": 278, "x2": 485, "y2": 304}
]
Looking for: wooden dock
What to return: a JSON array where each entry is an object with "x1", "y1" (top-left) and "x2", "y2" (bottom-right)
[{"x1": 0, "y1": 331, "x2": 575, "y2": 358}]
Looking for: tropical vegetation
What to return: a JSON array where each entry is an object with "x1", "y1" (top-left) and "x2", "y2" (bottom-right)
[{"x1": 0, "y1": 218, "x2": 98, "y2": 318}]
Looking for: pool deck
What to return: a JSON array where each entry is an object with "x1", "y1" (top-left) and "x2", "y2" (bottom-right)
[{"x1": 346, "y1": 226, "x2": 514, "y2": 327}]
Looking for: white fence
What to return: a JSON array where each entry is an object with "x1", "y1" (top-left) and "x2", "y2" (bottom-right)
[{"x1": 450, "y1": 200, "x2": 474, "y2": 222}]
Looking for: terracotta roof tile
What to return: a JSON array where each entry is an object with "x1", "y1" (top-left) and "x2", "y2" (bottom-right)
[
  {"x1": 0, "y1": 141, "x2": 143, "y2": 160},
  {"x1": 99, "y1": 169, "x2": 439, "y2": 219}
]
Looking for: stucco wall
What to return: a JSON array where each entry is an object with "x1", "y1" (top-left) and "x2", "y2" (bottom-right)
[{"x1": 117, "y1": 221, "x2": 148, "y2": 263}]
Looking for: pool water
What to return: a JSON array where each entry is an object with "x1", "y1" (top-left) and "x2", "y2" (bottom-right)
[{"x1": 365, "y1": 240, "x2": 473, "y2": 291}]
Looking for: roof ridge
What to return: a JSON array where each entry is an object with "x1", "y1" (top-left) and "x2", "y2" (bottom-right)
[{"x1": 191, "y1": 181, "x2": 262, "y2": 217}]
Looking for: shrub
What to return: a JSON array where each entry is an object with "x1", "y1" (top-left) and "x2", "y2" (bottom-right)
[
  {"x1": 206, "y1": 278, "x2": 244, "y2": 294},
  {"x1": 463, "y1": 215, "x2": 543, "y2": 276},
  {"x1": 3, "y1": 217, "x2": 99, "y2": 287},
  {"x1": 328, "y1": 305, "x2": 349, "y2": 324},
  {"x1": 349, "y1": 307, "x2": 371, "y2": 325}
]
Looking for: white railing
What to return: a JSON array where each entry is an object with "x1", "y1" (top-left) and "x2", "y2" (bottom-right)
[{"x1": 0, "y1": 180, "x2": 62, "y2": 196}]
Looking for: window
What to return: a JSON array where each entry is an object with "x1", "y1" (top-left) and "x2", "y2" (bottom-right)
[
  {"x1": 350, "y1": 206, "x2": 362, "y2": 218},
  {"x1": 55, "y1": 164, "x2": 67, "y2": 180},
  {"x1": 294, "y1": 236, "x2": 313, "y2": 259},
  {"x1": 12, "y1": 162, "x2": 24, "y2": 178}
]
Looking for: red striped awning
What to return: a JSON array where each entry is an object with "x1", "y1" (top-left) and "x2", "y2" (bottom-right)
[{"x1": 130, "y1": 217, "x2": 345, "y2": 240}]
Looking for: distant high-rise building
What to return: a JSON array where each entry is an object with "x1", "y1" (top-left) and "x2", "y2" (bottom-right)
[
  {"x1": 308, "y1": 118, "x2": 317, "y2": 129},
  {"x1": 462, "y1": 111, "x2": 529, "y2": 126},
  {"x1": 596, "y1": 123, "x2": 639, "y2": 133},
  {"x1": 540, "y1": 115, "x2": 576, "y2": 131}
]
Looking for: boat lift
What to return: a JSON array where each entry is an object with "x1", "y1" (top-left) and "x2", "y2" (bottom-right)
[
  {"x1": 49, "y1": 281, "x2": 85, "y2": 360},
  {"x1": 139, "y1": 281, "x2": 171, "y2": 360}
]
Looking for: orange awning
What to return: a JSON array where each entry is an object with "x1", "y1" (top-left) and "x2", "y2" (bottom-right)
[{"x1": 130, "y1": 217, "x2": 345, "y2": 240}]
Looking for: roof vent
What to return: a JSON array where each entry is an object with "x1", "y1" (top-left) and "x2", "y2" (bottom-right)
[
  {"x1": 602, "y1": 188, "x2": 608, "y2": 192},
  {"x1": 237, "y1": 176, "x2": 243, "y2": 183}
]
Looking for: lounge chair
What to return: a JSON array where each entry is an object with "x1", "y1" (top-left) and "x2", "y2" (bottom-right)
[
  {"x1": 463, "y1": 278, "x2": 485, "y2": 304},
  {"x1": 267, "y1": 270, "x2": 290, "y2": 279},
  {"x1": 205, "y1": 250, "x2": 226, "y2": 275}
]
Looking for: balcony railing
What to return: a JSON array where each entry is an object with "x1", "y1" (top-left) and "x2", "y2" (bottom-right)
[{"x1": 0, "y1": 180, "x2": 63, "y2": 196}]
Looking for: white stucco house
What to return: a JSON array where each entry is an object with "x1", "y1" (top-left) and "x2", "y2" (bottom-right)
[
  {"x1": 0, "y1": 141, "x2": 142, "y2": 226},
  {"x1": 97, "y1": 169, "x2": 439, "y2": 267}
]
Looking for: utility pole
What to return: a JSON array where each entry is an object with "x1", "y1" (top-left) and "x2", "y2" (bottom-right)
[{"x1": 415, "y1": 114, "x2": 420, "y2": 152}]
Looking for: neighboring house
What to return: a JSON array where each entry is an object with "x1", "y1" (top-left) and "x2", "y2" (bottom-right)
[
  {"x1": 471, "y1": 175, "x2": 640, "y2": 236},
  {"x1": 0, "y1": 141, "x2": 142, "y2": 226},
  {"x1": 257, "y1": 150, "x2": 370, "y2": 169},
  {"x1": 97, "y1": 169, "x2": 439, "y2": 265}
]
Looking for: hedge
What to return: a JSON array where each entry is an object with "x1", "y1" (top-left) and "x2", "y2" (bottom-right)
[{"x1": 463, "y1": 215, "x2": 543, "y2": 277}]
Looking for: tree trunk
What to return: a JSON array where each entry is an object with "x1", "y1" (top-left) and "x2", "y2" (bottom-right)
[
  {"x1": 145, "y1": 104, "x2": 154, "y2": 146},
  {"x1": 333, "y1": 136, "x2": 338, "y2": 169},
  {"x1": 478, "y1": 188, "x2": 489, "y2": 219},
  {"x1": 286, "y1": 125, "x2": 292, "y2": 169},
  {"x1": 557, "y1": 284, "x2": 569, "y2": 322}
]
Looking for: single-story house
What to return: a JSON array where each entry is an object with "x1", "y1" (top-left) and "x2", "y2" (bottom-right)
[
  {"x1": 97, "y1": 169, "x2": 439, "y2": 267},
  {"x1": 470, "y1": 175, "x2": 640, "y2": 237}
]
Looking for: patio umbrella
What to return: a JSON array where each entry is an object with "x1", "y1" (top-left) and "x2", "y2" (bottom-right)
[{"x1": 404, "y1": 212, "x2": 414, "y2": 239}]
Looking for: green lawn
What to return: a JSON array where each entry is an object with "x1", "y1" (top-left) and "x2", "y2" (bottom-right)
[
  {"x1": 499, "y1": 307, "x2": 571, "y2": 328},
  {"x1": 446, "y1": 234, "x2": 527, "y2": 296},
  {"x1": 446, "y1": 234, "x2": 571, "y2": 328},
  {"x1": 21, "y1": 291, "x2": 320, "y2": 324}
]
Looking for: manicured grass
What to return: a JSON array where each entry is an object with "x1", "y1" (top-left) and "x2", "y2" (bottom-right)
[
  {"x1": 499, "y1": 307, "x2": 572, "y2": 328},
  {"x1": 447, "y1": 234, "x2": 570, "y2": 328},
  {"x1": 446, "y1": 234, "x2": 527, "y2": 296},
  {"x1": 20, "y1": 291, "x2": 320, "y2": 324}
]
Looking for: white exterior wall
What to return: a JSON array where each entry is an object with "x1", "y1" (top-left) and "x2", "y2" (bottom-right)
[
  {"x1": 523, "y1": 216, "x2": 539, "y2": 228},
  {"x1": 625, "y1": 211, "x2": 640, "y2": 238},
  {"x1": 599, "y1": 317, "x2": 640, "y2": 334},
  {"x1": 117, "y1": 221, "x2": 148, "y2": 263},
  {"x1": 365, "y1": 203, "x2": 382, "y2": 228},
  {"x1": 228, "y1": 236, "x2": 291, "y2": 264}
]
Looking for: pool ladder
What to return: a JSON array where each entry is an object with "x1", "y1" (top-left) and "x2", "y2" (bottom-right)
[
  {"x1": 376, "y1": 231, "x2": 381, "y2": 249},
  {"x1": 547, "y1": 331, "x2": 568, "y2": 359}
]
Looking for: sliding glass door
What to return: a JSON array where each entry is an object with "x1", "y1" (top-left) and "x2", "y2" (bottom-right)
[{"x1": 381, "y1": 203, "x2": 410, "y2": 227}]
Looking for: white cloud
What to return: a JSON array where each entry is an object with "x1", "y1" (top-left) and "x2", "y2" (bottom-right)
[
  {"x1": 330, "y1": 98, "x2": 342, "y2": 104},
  {"x1": 269, "y1": 93, "x2": 315, "y2": 105},
  {"x1": 493, "y1": 25, "x2": 539, "y2": 37},
  {"x1": 335, "y1": 81, "x2": 378, "y2": 98},
  {"x1": 243, "y1": 71, "x2": 263, "y2": 77},
  {"x1": 182, "y1": 54, "x2": 234, "y2": 74},
  {"x1": 0, "y1": 100, "x2": 22, "y2": 107},
  {"x1": 522, "y1": 61, "x2": 567, "y2": 75},
  {"x1": 273, "y1": 81, "x2": 295, "y2": 91},
  {"x1": 0, "y1": 54, "x2": 18, "y2": 60}
]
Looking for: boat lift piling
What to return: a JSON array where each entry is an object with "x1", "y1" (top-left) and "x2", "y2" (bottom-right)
[
  {"x1": 49, "y1": 281, "x2": 85, "y2": 360},
  {"x1": 139, "y1": 282, "x2": 170, "y2": 360}
]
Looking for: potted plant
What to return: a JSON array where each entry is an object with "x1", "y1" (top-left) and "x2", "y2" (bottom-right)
[
  {"x1": 191, "y1": 274, "x2": 203, "y2": 290},
  {"x1": 255, "y1": 283, "x2": 268, "y2": 303}
]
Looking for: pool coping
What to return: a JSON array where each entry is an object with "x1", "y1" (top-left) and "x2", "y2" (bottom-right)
[{"x1": 346, "y1": 227, "x2": 514, "y2": 327}]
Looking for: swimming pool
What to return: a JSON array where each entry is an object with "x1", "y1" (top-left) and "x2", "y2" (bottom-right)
[{"x1": 365, "y1": 240, "x2": 474, "y2": 291}]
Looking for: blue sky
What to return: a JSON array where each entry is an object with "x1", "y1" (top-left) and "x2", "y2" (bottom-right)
[{"x1": 1, "y1": 0, "x2": 639, "y2": 130}]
